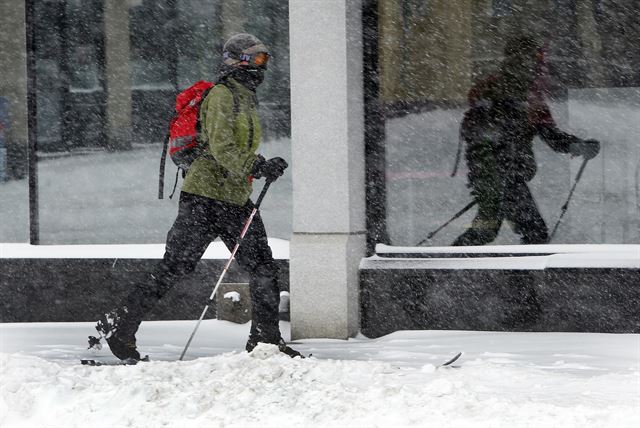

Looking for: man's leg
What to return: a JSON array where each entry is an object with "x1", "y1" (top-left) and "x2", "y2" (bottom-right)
[
  {"x1": 217, "y1": 200, "x2": 301, "y2": 357},
  {"x1": 95, "y1": 192, "x2": 217, "y2": 360},
  {"x1": 452, "y1": 186, "x2": 503, "y2": 246},
  {"x1": 452, "y1": 212, "x2": 502, "y2": 246},
  {"x1": 452, "y1": 148, "x2": 503, "y2": 246},
  {"x1": 506, "y1": 182, "x2": 549, "y2": 245}
]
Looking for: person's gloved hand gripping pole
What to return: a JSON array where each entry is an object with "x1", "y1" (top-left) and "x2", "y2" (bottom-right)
[{"x1": 251, "y1": 155, "x2": 288, "y2": 181}]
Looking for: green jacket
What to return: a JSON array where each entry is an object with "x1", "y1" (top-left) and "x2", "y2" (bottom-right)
[{"x1": 182, "y1": 78, "x2": 261, "y2": 205}]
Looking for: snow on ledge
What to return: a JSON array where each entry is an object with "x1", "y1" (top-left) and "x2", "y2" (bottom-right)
[
  {"x1": 376, "y1": 243, "x2": 639, "y2": 255},
  {"x1": 0, "y1": 238, "x2": 290, "y2": 260},
  {"x1": 364, "y1": 244, "x2": 640, "y2": 270}
]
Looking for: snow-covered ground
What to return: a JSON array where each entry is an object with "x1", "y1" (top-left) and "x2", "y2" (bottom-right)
[{"x1": 1, "y1": 321, "x2": 638, "y2": 428}]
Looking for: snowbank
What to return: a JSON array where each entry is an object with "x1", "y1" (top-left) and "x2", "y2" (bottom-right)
[{"x1": 1, "y1": 321, "x2": 638, "y2": 428}]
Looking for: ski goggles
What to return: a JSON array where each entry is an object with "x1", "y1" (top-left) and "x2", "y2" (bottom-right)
[
  {"x1": 239, "y1": 51, "x2": 270, "y2": 68},
  {"x1": 225, "y1": 49, "x2": 271, "y2": 68}
]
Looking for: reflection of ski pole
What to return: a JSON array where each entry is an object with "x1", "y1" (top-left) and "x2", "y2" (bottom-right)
[
  {"x1": 550, "y1": 158, "x2": 589, "y2": 242},
  {"x1": 416, "y1": 200, "x2": 477, "y2": 246}
]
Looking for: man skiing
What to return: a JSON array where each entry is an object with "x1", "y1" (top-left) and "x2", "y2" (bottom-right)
[
  {"x1": 452, "y1": 34, "x2": 600, "y2": 246},
  {"x1": 91, "y1": 33, "x2": 301, "y2": 360}
]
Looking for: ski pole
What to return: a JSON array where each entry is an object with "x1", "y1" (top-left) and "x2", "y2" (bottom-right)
[
  {"x1": 416, "y1": 200, "x2": 477, "y2": 246},
  {"x1": 179, "y1": 178, "x2": 274, "y2": 360},
  {"x1": 549, "y1": 157, "x2": 589, "y2": 241}
]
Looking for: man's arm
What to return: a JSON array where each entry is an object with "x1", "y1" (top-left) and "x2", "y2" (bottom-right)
[
  {"x1": 532, "y1": 101, "x2": 600, "y2": 159},
  {"x1": 539, "y1": 126, "x2": 600, "y2": 160},
  {"x1": 538, "y1": 125, "x2": 580, "y2": 154}
]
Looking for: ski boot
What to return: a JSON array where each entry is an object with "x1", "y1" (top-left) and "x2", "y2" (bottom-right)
[
  {"x1": 89, "y1": 308, "x2": 146, "y2": 362},
  {"x1": 246, "y1": 336, "x2": 304, "y2": 358}
]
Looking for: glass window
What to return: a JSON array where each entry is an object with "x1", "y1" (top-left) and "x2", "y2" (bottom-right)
[
  {"x1": 0, "y1": 95, "x2": 28, "y2": 243},
  {"x1": 0, "y1": 2, "x2": 32, "y2": 243},
  {"x1": 380, "y1": 0, "x2": 640, "y2": 246},
  {"x1": 131, "y1": 60, "x2": 174, "y2": 90},
  {"x1": 68, "y1": 46, "x2": 101, "y2": 93},
  {"x1": 35, "y1": 60, "x2": 63, "y2": 146},
  {"x1": 491, "y1": 0, "x2": 513, "y2": 17},
  {"x1": 243, "y1": 0, "x2": 291, "y2": 138},
  {"x1": 23, "y1": 0, "x2": 292, "y2": 245},
  {"x1": 175, "y1": 0, "x2": 219, "y2": 89},
  {"x1": 66, "y1": 0, "x2": 104, "y2": 93}
]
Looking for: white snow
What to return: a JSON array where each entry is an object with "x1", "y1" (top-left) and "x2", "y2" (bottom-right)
[
  {"x1": 376, "y1": 243, "x2": 638, "y2": 255},
  {"x1": 364, "y1": 244, "x2": 640, "y2": 270},
  {"x1": 0, "y1": 239, "x2": 290, "y2": 259},
  {"x1": 223, "y1": 291, "x2": 241, "y2": 302},
  {"x1": 1, "y1": 321, "x2": 638, "y2": 428}
]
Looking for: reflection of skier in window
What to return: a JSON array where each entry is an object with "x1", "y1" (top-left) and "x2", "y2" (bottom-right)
[{"x1": 452, "y1": 35, "x2": 600, "y2": 246}]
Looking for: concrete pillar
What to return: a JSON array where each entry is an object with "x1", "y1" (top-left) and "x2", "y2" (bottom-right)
[
  {"x1": 104, "y1": 0, "x2": 132, "y2": 150},
  {"x1": 289, "y1": 0, "x2": 366, "y2": 339},
  {"x1": 0, "y1": 0, "x2": 28, "y2": 180}
]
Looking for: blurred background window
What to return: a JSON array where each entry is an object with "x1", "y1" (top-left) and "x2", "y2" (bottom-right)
[
  {"x1": 379, "y1": 0, "x2": 639, "y2": 246},
  {"x1": 0, "y1": 0, "x2": 291, "y2": 245}
]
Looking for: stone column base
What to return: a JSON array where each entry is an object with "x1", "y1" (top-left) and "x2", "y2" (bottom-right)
[{"x1": 290, "y1": 232, "x2": 365, "y2": 340}]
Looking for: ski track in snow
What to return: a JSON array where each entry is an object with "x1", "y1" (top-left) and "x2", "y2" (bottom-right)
[{"x1": 1, "y1": 321, "x2": 639, "y2": 428}]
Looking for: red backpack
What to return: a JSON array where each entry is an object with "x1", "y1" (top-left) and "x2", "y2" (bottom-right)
[{"x1": 158, "y1": 80, "x2": 238, "y2": 199}]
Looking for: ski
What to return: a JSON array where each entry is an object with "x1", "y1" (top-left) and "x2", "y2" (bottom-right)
[
  {"x1": 80, "y1": 359, "x2": 130, "y2": 366},
  {"x1": 80, "y1": 355, "x2": 149, "y2": 366},
  {"x1": 438, "y1": 352, "x2": 462, "y2": 368},
  {"x1": 80, "y1": 353, "x2": 458, "y2": 366}
]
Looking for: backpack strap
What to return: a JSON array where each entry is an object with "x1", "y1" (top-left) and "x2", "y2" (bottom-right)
[
  {"x1": 168, "y1": 168, "x2": 181, "y2": 199},
  {"x1": 158, "y1": 132, "x2": 170, "y2": 199},
  {"x1": 194, "y1": 86, "x2": 214, "y2": 139},
  {"x1": 450, "y1": 124, "x2": 464, "y2": 177}
]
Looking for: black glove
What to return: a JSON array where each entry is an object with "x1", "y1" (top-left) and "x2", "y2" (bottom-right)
[
  {"x1": 252, "y1": 155, "x2": 288, "y2": 181},
  {"x1": 570, "y1": 139, "x2": 600, "y2": 160}
]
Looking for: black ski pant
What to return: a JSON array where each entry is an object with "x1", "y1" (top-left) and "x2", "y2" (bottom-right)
[
  {"x1": 120, "y1": 191, "x2": 281, "y2": 343},
  {"x1": 452, "y1": 180, "x2": 549, "y2": 246}
]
